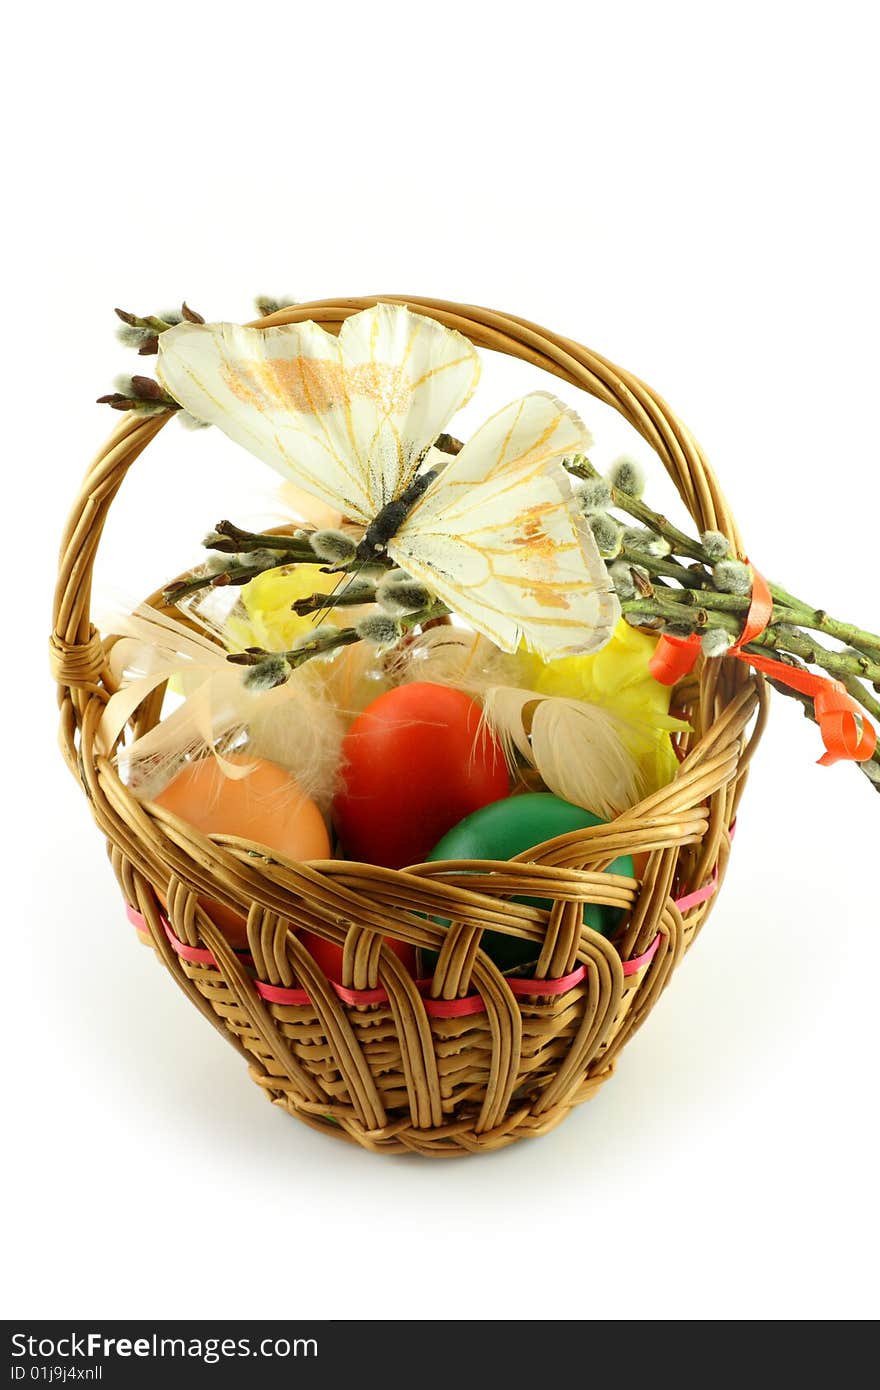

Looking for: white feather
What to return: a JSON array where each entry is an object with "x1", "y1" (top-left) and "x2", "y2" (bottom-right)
[
  {"x1": 480, "y1": 686, "x2": 644, "y2": 819},
  {"x1": 390, "y1": 625, "x2": 519, "y2": 694},
  {"x1": 97, "y1": 604, "x2": 345, "y2": 810},
  {"x1": 317, "y1": 638, "x2": 392, "y2": 721}
]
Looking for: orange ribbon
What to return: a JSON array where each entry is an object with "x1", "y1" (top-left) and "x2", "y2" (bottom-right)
[{"x1": 648, "y1": 566, "x2": 877, "y2": 767}]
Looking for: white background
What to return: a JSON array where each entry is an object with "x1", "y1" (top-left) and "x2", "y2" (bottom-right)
[{"x1": 4, "y1": 0, "x2": 878, "y2": 1323}]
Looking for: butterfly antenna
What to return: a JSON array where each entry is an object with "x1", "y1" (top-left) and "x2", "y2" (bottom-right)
[{"x1": 309, "y1": 561, "x2": 370, "y2": 627}]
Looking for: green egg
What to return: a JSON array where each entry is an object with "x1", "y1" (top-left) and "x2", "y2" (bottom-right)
[{"x1": 426, "y1": 792, "x2": 634, "y2": 972}]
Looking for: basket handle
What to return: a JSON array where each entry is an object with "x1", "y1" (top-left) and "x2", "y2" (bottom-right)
[{"x1": 50, "y1": 294, "x2": 743, "y2": 714}]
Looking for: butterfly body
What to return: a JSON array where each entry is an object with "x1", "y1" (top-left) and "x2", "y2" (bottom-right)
[{"x1": 356, "y1": 463, "x2": 445, "y2": 562}]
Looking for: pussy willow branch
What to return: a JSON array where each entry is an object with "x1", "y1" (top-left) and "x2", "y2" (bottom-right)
[
  {"x1": 163, "y1": 453, "x2": 879, "y2": 785},
  {"x1": 162, "y1": 521, "x2": 332, "y2": 603},
  {"x1": 620, "y1": 547, "x2": 707, "y2": 589},
  {"x1": 163, "y1": 565, "x2": 264, "y2": 604},
  {"x1": 748, "y1": 631, "x2": 880, "y2": 720},
  {"x1": 161, "y1": 558, "x2": 311, "y2": 604},
  {"x1": 566, "y1": 457, "x2": 706, "y2": 561},
  {"x1": 226, "y1": 601, "x2": 449, "y2": 670},
  {"x1": 290, "y1": 587, "x2": 378, "y2": 614},
  {"x1": 227, "y1": 627, "x2": 363, "y2": 668},
  {"x1": 569, "y1": 456, "x2": 880, "y2": 657},
  {"x1": 618, "y1": 593, "x2": 880, "y2": 695},
  {"x1": 205, "y1": 520, "x2": 318, "y2": 555},
  {"x1": 583, "y1": 451, "x2": 880, "y2": 788}
]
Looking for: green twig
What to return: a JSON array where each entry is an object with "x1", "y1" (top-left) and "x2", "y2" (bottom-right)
[
  {"x1": 114, "y1": 308, "x2": 178, "y2": 335},
  {"x1": 205, "y1": 520, "x2": 316, "y2": 558},
  {"x1": 766, "y1": 596, "x2": 880, "y2": 657},
  {"x1": 575, "y1": 452, "x2": 880, "y2": 663},
  {"x1": 622, "y1": 589, "x2": 880, "y2": 694},
  {"x1": 566, "y1": 456, "x2": 706, "y2": 561},
  {"x1": 163, "y1": 564, "x2": 264, "y2": 604},
  {"x1": 290, "y1": 587, "x2": 378, "y2": 615},
  {"x1": 620, "y1": 597, "x2": 740, "y2": 635},
  {"x1": 620, "y1": 547, "x2": 707, "y2": 589},
  {"x1": 227, "y1": 601, "x2": 448, "y2": 673},
  {"x1": 749, "y1": 627, "x2": 880, "y2": 691}
]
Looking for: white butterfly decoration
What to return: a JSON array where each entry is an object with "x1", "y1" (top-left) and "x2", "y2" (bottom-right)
[{"x1": 156, "y1": 304, "x2": 619, "y2": 659}]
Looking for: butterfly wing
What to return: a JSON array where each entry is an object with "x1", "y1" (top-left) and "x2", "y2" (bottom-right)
[
  {"x1": 389, "y1": 393, "x2": 620, "y2": 658},
  {"x1": 156, "y1": 304, "x2": 481, "y2": 522},
  {"x1": 334, "y1": 304, "x2": 481, "y2": 507}
]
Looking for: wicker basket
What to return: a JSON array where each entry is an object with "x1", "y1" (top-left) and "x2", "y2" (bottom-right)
[{"x1": 50, "y1": 295, "x2": 768, "y2": 1156}]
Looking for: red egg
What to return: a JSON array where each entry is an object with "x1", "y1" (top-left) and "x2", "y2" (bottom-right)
[
  {"x1": 297, "y1": 929, "x2": 414, "y2": 981},
  {"x1": 333, "y1": 682, "x2": 510, "y2": 869}
]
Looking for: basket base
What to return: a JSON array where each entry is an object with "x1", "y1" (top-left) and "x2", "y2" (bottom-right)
[{"x1": 249, "y1": 1063, "x2": 616, "y2": 1156}]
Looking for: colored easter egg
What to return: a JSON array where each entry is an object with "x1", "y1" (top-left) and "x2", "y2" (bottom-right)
[
  {"x1": 296, "y1": 926, "x2": 415, "y2": 982},
  {"x1": 154, "y1": 754, "x2": 416, "y2": 978},
  {"x1": 153, "y1": 754, "x2": 331, "y2": 949},
  {"x1": 427, "y1": 792, "x2": 634, "y2": 971},
  {"x1": 332, "y1": 682, "x2": 510, "y2": 869}
]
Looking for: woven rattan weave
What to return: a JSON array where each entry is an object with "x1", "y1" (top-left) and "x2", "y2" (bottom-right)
[{"x1": 50, "y1": 296, "x2": 768, "y2": 1155}]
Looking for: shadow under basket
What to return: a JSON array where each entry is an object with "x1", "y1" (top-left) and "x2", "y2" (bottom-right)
[{"x1": 50, "y1": 294, "x2": 768, "y2": 1157}]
